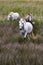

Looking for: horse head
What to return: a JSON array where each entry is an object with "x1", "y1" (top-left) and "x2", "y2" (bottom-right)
[{"x1": 19, "y1": 18, "x2": 26, "y2": 30}]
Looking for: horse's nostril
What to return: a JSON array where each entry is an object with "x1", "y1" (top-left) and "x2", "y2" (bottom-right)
[{"x1": 19, "y1": 28, "x2": 22, "y2": 30}]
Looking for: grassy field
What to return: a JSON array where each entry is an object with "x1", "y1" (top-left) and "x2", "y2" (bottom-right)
[{"x1": 0, "y1": 0, "x2": 43, "y2": 65}]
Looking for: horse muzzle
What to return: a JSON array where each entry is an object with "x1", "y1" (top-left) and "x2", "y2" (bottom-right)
[{"x1": 19, "y1": 28, "x2": 22, "y2": 30}]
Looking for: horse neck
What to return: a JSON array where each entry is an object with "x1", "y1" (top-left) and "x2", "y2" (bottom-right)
[
  {"x1": 23, "y1": 21, "x2": 26, "y2": 26},
  {"x1": 23, "y1": 21, "x2": 26, "y2": 30}
]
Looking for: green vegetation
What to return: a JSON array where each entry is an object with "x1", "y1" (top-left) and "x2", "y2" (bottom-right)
[{"x1": 0, "y1": 0, "x2": 43, "y2": 65}]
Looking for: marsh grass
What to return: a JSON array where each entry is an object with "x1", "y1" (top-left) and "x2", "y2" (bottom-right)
[
  {"x1": 0, "y1": 0, "x2": 43, "y2": 65},
  {"x1": 0, "y1": 42, "x2": 43, "y2": 65},
  {"x1": 0, "y1": 1, "x2": 43, "y2": 16}
]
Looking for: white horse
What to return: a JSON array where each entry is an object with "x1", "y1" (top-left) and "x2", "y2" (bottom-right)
[
  {"x1": 25, "y1": 14, "x2": 32, "y2": 24},
  {"x1": 7, "y1": 12, "x2": 20, "y2": 21},
  {"x1": 19, "y1": 18, "x2": 33, "y2": 38},
  {"x1": 25, "y1": 14, "x2": 35, "y2": 25}
]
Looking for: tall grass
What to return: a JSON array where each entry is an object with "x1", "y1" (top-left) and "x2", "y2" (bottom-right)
[
  {"x1": 0, "y1": 0, "x2": 43, "y2": 65},
  {"x1": 0, "y1": 43, "x2": 43, "y2": 65},
  {"x1": 0, "y1": 1, "x2": 43, "y2": 15}
]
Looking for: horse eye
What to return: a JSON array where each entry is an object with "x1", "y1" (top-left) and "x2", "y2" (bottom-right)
[
  {"x1": 22, "y1": 22, "x2": 23, "y2": 24},
  {"x1": 22, "y1": 23, "x2": 23, "y2": 25}
]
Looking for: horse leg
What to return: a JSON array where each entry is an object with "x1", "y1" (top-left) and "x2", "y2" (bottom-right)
[{"x1": 24, "y1": 32, "x2": 27, "y2": 38}]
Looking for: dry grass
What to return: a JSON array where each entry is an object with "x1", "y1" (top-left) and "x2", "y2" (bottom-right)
[{"x1": 0, "y1": 42, "x2": 43, "y2": 65}]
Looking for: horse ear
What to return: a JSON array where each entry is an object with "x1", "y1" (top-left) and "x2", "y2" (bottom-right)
[{"x1": 18, "y1": 16, "x2": 21, "y2": 20}]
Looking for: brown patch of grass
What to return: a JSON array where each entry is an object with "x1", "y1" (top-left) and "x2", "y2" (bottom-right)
[{"x1": 0, "y1": 43, "x2": 43, "y2": 65}]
